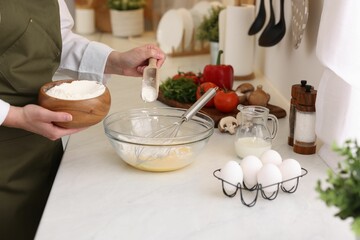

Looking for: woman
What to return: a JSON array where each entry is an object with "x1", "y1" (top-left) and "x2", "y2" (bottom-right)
[{"x1": 0, "y1": 0, "x2": 165, "y2": 239}]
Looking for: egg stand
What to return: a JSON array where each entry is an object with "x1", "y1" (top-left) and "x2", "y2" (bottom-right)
[{"x1": 213, "y1": 168, "x2": 308, "y2": 207}]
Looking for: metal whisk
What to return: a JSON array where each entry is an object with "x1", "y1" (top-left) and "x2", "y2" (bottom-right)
[
  {"x1": 135, "y1": 87, "x2": 218, "y2": 161},
  {"x1": 152, "y1": 87, "x2": 217, "y2": 138}
]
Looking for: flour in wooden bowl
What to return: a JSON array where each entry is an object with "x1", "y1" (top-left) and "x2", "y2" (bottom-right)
[
  {"x1": 39, "y1": 79, "x2": 111, "y2": 128},
  {"x1": 46, "y1": 80, "x2": 105, "y2": 100}
]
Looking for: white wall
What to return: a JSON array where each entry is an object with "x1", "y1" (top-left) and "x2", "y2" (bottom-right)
[{"x1": 254, "y1": 0, "x2": 324, "y2": 101}]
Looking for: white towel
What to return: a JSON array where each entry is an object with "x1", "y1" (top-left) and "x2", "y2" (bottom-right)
[
  {"x1": 316, "y1": 0, "x2": 360, "y2": 90},
  {"x1": 315, "y1": 0, "x2": 360, "y2": 163},
  {"x1": 315, "y1": 69, "x2": 360, "y2": 145}
]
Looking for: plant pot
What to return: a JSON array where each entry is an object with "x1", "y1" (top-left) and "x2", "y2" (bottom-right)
[
  {"x1": 75, "y1": 8, "x2": 96, "y2": 35},
  {"x1": 210, "y1": 42, "x2": 219, "y2": 64},
  {"x1": 110, "y1": 8, "x2": 144, "y2": 37}
]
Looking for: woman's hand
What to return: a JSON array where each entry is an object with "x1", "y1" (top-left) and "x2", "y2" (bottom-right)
[
  {"x1": 104, "y1": 44, "x2": 166, "y2": 77},
  {"x1": 3, "y1": 104, "x2": 84, "y2": 140}
]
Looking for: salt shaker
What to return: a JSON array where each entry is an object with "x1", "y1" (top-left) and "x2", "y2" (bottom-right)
[
  {"x1": 293, "y1": 85, "x2": 317, "y2": 155},
  {"x1": 288, "y1": 80, "x2": 307, "y2": 146}
]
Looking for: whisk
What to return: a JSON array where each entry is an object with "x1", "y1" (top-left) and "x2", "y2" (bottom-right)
[
  {"x1": 151, "y1": 87, "x2": 217, "y2": 139},
  {"x1": 135, "y1": 87, "x2": 218, "y2": 161}
]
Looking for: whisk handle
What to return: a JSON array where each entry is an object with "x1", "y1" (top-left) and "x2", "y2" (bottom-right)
[{"x1": 183, "y1": 87, "x2": 218, "y2": 121}]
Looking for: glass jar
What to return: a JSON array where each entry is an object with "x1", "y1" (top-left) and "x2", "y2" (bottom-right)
[{"x1": 235, "y1": 105, "x2": 279, "y2": 158}]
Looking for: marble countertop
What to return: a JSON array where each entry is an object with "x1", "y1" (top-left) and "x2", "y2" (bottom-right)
[{"x1": 35, "y1": 33, "x2": 355, "y2": 240}]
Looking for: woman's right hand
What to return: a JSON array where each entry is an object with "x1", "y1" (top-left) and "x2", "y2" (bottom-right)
[{"x1": 3, "y1": 104, "x2": 84, "y2": 140}]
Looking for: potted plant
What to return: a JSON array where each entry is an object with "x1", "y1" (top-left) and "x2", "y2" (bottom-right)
[
  {"x1": 107, "y1": 0, "x2": 146, "y2": 37},
  {"x1": 316, "y1": 139, "x2": 360, "y2": 238},
  {"x1": 196, "y1": 5, "x2": 224, "y2": 64}
]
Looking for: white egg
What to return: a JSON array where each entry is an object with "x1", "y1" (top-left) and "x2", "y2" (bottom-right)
[
  {"x1": 220, "y1": 160, "x2": 243, "y2": 194},
  {"x1": 279, "y1": 158, "x2": 302, "y2": 191},
  {"x1": 240, "y1": 155, "x2": 263, "y2": 189},
  {"x1": 257, "y1": 163, "x2": 282, "y2": 193},
  {"x1": 260, "y1": 149, "x2": 282, "y2": 165}
]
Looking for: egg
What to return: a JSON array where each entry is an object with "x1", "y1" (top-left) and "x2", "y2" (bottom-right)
[
  {"x1": 260, "y1": 149, "x2": 282, "y2": 165},
  {"x1": 279, "y1": 158, "x2": 302, "y2": 191},
  {"x1": 220, "y1": 161, "x2": 243, "y2": 194},
  {"x1": 257, "y1": 163, "x2": 282, "y2": 193},
  {"x1": 240, "y1": 155, "x2": 263, "y2": 189}
]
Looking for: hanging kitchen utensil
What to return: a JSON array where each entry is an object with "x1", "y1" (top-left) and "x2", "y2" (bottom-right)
[
  {"x1": 291, "y1": 0, "x2": 309, "y2": 49},
  {"x1": 258, "y1": 0, "x2": 286, "y2": 47},
  {"x1": 248, "y1": 0, "x2": 266, "y2": 35}
]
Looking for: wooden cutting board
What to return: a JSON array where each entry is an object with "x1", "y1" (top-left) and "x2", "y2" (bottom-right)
[{"x1": 157, "y1": 91, "x2": 287, "y2": 128}]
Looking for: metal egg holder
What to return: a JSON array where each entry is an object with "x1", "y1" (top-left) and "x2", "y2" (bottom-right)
[{"x1": 213, "y1": 168, "x2": 308, "y2": 207}]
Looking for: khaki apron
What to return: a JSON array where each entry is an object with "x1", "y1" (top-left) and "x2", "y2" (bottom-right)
[{"x1": 0, "y1": 0, "x2": 63, "y2": 239}]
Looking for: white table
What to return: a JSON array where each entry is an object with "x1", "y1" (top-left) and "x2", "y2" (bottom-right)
[{"x1": 35, "y1": 33, "x2": 355, "y2": 240}]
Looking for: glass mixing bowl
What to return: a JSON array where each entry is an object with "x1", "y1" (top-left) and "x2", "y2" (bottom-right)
[{"x1": 103, "y1": 107, "x2": 214, "y2": 172}]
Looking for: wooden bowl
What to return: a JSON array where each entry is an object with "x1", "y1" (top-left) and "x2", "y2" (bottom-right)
[{"x1": 38, "y1": 79, "x2": 111, "y2": 129}]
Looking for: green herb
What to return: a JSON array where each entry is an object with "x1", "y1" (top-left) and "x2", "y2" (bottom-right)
[
  {"x1": 316, "y1": 139, "x2": 360, "y2": 236},
  {"x1": 196, "y1": 6, "x2": 224, "y2": 43},
  {"x1": 107, "y1": 0, "x2": 145, "y2": 11},
  {"x1": 159, "y1": 78, "x2": 197, "y2": 103}
]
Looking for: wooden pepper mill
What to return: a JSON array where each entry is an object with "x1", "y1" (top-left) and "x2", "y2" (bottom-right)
[
  {"x1": 288, "y1": 80, "x2": 308, "y2": 146},
  {"x1": 293, "y1": 85, "x2": 317, "y2": 155}
]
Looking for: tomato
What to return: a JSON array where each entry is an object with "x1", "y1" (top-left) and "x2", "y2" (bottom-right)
[
  {"x1": 196, "y1": 82, "x2": 218, "y2": 107},
  {"x1": 214, "y1": 89, "x2": 239, "y2": 113},
  {"x1": 172, "y1": 71, "x2": 200, "y2": 84},
  {"x1": 172, "y1": 74, "x2": 184, "y2": 80},
  {"x1": 198, "y1": 74, "x2": 205, "y2": 84}
]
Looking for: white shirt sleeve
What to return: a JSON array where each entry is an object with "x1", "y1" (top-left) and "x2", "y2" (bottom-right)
[
  {"x1": 57, "y1": 0, "x2": 114, "y2": 82},
  {"x1": 0, "y1": 100, "x2": 10, "y2": 125}
]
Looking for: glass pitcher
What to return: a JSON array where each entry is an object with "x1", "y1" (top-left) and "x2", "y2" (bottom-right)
[{"x1": 234, "y1": 105, "x2": 279, "y2": 158}]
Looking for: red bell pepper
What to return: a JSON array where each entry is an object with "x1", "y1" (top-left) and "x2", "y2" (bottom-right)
[{"x1": 202, "y1": 50, "x2": 234, "y2": 90}]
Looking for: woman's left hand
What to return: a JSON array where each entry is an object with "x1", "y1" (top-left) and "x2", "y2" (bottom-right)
[{"x1": 104, "y1": 44, "x2": 166, "y2": 77}]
